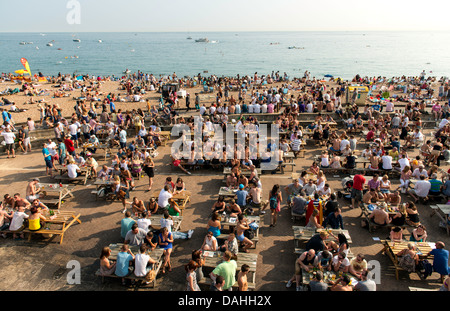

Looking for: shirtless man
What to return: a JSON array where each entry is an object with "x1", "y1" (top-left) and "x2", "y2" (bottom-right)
[
  {"x1": 368, "y1": 207, "x2": 391, "y2": 226},
  {"x1": 226, "y1": 199, "x2": 242, "y2": 217},
  {"x1": 329, "y1": 274, "x2": 354, "y2": 291},
  {"x1": 131, "y1": 197, "x2": 146, "y2": 215},
  {"x1": 237, "y1": 264, "x2": 250, "y2": 291},
  {"x1": 12, "y1": 193, "x2": 31, "y2": 210},
  {"x1": 362, "y1": 188, "x2": 383, "y2": 204},
  {"x1": 248, "y1": 183, "x2": 268, "y2": 212},
  {"x1": 386, "y1": 190, "x2": 401, "y2": 207},
  {"x1": 238, "y1": 174, "x2": 248, "y2": 189},
  {"x1": 235, "y1": 214, "x2": 254, "y2": 253},
  {"x1": 226, "y1": 173, "x2": 238, "y2": 189},
  {"x1": 3, "y1": 194, "x2": 15, "y2": 208},
  {"x1": 26, "y1": 178, "x2": 42, "y2": 202}
]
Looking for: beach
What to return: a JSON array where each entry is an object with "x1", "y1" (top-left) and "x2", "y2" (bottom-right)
[{"x1": 0, "y1": 73, "x2": 449, "y2": 293}]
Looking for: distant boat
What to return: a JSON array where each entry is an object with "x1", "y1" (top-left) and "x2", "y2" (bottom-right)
[
  {"x1": 46, "y1": 42, "x2": 53, "y2": 47},
  {"x1": 187, "y1": 36, "x2": 192, "y2": 40},
  {"x1": 98, "y1": 40, "x2": 102, "y2": 43},
  {"x1": 195, "y1": 38, "x2": 209, "y2": 43},
  {"x1": 36, "y1": 46, "x2": 39, "y2": 50},
  {"x1": 19, "y1": 42, "x2": 26, "y2": 45},
  {"x1": 73, "y1": 39, "x2": 81, "y2": 42}
]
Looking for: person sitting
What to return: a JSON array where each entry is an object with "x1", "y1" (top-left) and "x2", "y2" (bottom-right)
[
  {"x1": 428, "y1": 173, "x2": 443, "y2": 198},
  {"x1": 27, "y1": 206, "x2": 47, "y2": 233},
  {"x1": 200, "y1": 231, "x2": 218, "y2": 251},
  {"x1": 332, "y1": 252, "x2": 351, "y2": 273},
  {"x1": 408, "y1": 175, "x2": 431, "y2": 203},
  {"x1": 236, "y1": 184, "x2": 248, "y2": 208},
  {"x1": 354, "y1": 270, "x2": 376, "y2": 291},
  {"x1": 397, "y1": 242, "x2": 419, "y2": 273},
  {"x1": 218, "y1": 232, "x2": 239, "y2": 256},
  {"x1": 226, "y1": 199, "x2": 242, "y2": 218},
  {"x1": 286, "y1": 249, "x2": 318, "y2": 291},
  {"x1": 409, "y1": 224, "x2": 427, "y2": 242},
  {"x1": 368, "y1": 207, "x2": 391, "y2": 226},
  {"x1": 389, "y1": 226, "x2": 404, "y2": 242},
  {"x1": 114, "y1": 244, "x2": 135, "y2": 286},
  {"x1": 99, "y1": 246, "x2": 116, "y2": 277},
  {"x1": 405, "y1": 201, "x2": 421, "y2": 227},
  {"x1": 329, "y1": 274, "x2": 353, "y2": 291},
  {"x1": 363, "y1": 188, "x2": 383, "y2": 204},
  {"x1": 134, "y1": 244, "x2": 157, "y2": 285},
  {"x1": 349, "y1": 253, "x2": 368, "y2": 280},
  {"x1": 427, "y1": 241, "x2": 450, "y2": 283},
  {"x1": 322, "y1": 207, "x2": 344, "y2": 230},
  {"x1": 124, "y1": 223, "x2": 147, "y2": 246},
  {"x1": 207, "y1": 212, "x2": 221, "y2": 238}
]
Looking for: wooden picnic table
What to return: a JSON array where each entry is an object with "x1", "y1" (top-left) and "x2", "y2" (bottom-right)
[
  {"x1": 301, "y1": 269, "x2": 359, "y2": 289},
  {"x1": 149, "y1": 190, "x2": 191, "y2": 215},
  {"x1": 38, "y1": 183, "x2": 75, "y2": 209},
  {"x1": 81, "y1": 142, "x2": 111, "y2": 161},
  {"x1": 22, "y1": 210, "x2": 82, "y2": 244},
  {"x1": 104, "y1": 243, "x2": 165, "y2": 287},
  {"x1": 293, "y1": 226, "x2": 352, "y2": 249},
  {"x1": 381, "y1": 240, "x2": 435, "y2": 280},
  {"x1": 220, "y1": 215, "x2": 261, "y2": 232},
  {"x1": 218, "y1": 187, "x2": 238, "y2": 198},
  {"x1": 53, "y1": 164, "x2": 92, "y2": 185},
  {"x1": 131, "y1": 215, "x2": 183, "y2": 232}
]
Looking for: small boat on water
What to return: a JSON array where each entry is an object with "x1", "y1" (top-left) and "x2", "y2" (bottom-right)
[
  {"x1": 19, "y1": 42, "x2": 26, "y2": 45},
  {"x1": 98, "y1": 40, "x2": 102, "y2": 43},
  {"x1": 187, "y1": 36, "x2": 192, "y2": 40},
  {"x1": 46, "y1": 42, "x2": 53, "y2": 47},
  {"x1": 73, "y1": 39, "x2": 81, "y2": 42},
  {"x1": 195, "y1": 38, "x2": 209, "y2": 43}
]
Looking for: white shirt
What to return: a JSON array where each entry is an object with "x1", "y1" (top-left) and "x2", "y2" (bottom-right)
[
  {"x1": 306, "y1": 103, "x2": 313, "y2": 113},
  {"x1": 47, "y1": 142, "x2": 57, "y2": 157},
  {"x1": 414, "y1": 180, "x2": 431, "y2": 197},
  {"x1": 137, "y1": 218, "x2": 151, "y2": 233},
  {"x1": 254, "y1": 104, "x2": 261, "y2": 113},
  {"x1": 439, "y1": 118, "x2": 449, "y2": 129},
  {"x1": 398, "y1": 158, "x2": 410, "y2": 171},
  {"x1": 412, "y1": 168, "x2": 428, "y2": 179},
  {"x1": 332, "y1": 255, "x2": 351, "y2": 270},
  {"x1": 386, "y1": 101, "x2": 394, "y2": 112},
  {"x1": 261, "y1": 104, "x2": 268, "y2": 113},
  {"x1": 1, "y1": 132, "x2": 15, "y2": 144},
  {"x1": 9, "y1": 211, "x2": 29, "y2": 231},
  {"x1": 134, "y1": 253, "x2": 151, "y2": 277},
  {"x1": 67, "y1": 163, "x2": 80, "y2": 179},
  {"x1": 199, "y1": 106, "x2": 206, "y2": 115},
  {"x1": 160, "y1": 218, "x2": 173, "y2": 232},
  {"x1": 340, "y1": 139, "x2": 350, "y2": 152},
  {"x1": 381, "y1": 155, "x2": 392, "y2": 170},
  {"x1": 158, "y1": 189, "x2": 172, "y2": 208},
  {"x1": 68, "y1": 123, "x2": 78, "y2": 135}
]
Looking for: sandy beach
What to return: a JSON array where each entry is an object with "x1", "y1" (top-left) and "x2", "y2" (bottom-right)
[{"x1": 0, "y1": 74, "x2": 449, "y2": 293}]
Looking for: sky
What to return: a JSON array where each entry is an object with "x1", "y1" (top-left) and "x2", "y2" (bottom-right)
[{"x1": 1, "y1": 0, "x2": 450, "y2": 32}]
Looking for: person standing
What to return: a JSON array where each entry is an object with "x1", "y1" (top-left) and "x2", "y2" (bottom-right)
[
  {"x1": 1, "y1": 127, "x2": 16, "y2": 159},
  {"x1": 351, "y1": 173, "x2": 366, "y2": 210},
  {"x1": 268, "y1": 184, "x2": 282, "y2": 227},
  {"x1": 210, "y1": 251, "x2": 237, "y2": 291},
  {"x1": 185, "y1": 260, "x2": 201, "y2": 291},
  {"x1": 42, "y1": 143, "x2": 53, "y2": 177}
]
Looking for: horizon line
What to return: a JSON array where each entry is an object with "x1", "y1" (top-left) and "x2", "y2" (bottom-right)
[{"x1": 1, "y1": 30, "x2": 449, "y2": 33}]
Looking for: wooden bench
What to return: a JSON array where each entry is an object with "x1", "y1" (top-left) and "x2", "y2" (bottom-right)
[
  {"x1": 216, "y1": 232, "x2": 259, "y2": 249},
  {"x1": 54, "y1": 174, "x2": 87, "y2": 185},
  {"x1": 197, "y1": 277, "x2": 256, "y2": 291},
  {"x1": 280, "y1": 162, "x2": 296, "y2": 173},
  {"x1": 291, "y1": 209, "x2": 306, "y2": 222},
  {"x1": 430, "y1": 205, "x2": 450, "y2": 236},
  {"x1": 95, "y1": 262, "x2": 161, "y2": 288}
]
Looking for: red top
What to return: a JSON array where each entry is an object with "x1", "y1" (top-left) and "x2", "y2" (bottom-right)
[
  {"x1": 353, "y1": 174, "x2": 366, "y2": 190},
  {"x1": 64, "y1": 138, "x2": 75, "y2": 153}
]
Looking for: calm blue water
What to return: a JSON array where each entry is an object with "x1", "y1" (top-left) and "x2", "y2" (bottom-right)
[{"x1": 1, "y1": 32, "x2": 450, "y2": 79}]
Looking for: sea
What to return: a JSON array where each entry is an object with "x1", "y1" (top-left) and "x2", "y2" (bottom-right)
[{"x1": 1, "y1": 31, "x2": 450, "y2": 80}]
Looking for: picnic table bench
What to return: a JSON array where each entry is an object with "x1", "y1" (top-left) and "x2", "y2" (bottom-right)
[
  {"x1": 95, "y1": 243, "x2": 164, "y2": 288},
  {"x1": 361, "y1": 203, "x2": 416, "y2": 232},
  {"x1": 37, "y1": 183, "x2": 75, "y2": 209},
  {"x1": 381, "y1": 239, "x2": 435, "y2": 280},
  {"x1": 1, "y1": 210, "x2": 82, "y2": 244},
  {"x1": 293, "y1": 226, "x2": 352, "y2": 249},
  {"x1": 149, "y1": 190, "x2": 191, "y2": 216},
  {"x1": 216, "y1": 215, "x2": 261, "y2": 248}
]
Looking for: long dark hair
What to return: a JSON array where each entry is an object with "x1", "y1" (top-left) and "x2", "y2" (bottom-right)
[{"x1": 270, "y1": 184, "x2": 280, "y2": 197}]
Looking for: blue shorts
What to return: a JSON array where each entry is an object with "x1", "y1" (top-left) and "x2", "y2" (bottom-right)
[
  {"x1": 71, "y1": 134, "x2": 78, "y2": 141},
  {"x1": 237, "y1": 233, "x2": 245, "y2": 242},
  {"x1": 45, "y1": 158, "x2": 53, "y2": 168}
]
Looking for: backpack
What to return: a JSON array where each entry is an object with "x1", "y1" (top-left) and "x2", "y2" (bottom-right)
[
  {"x1": 244, "y1": 228, "x2": 255, "y2": 240},
  {"x1": 269, "y1": 195, "x2": 278, "y2": 209}
]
